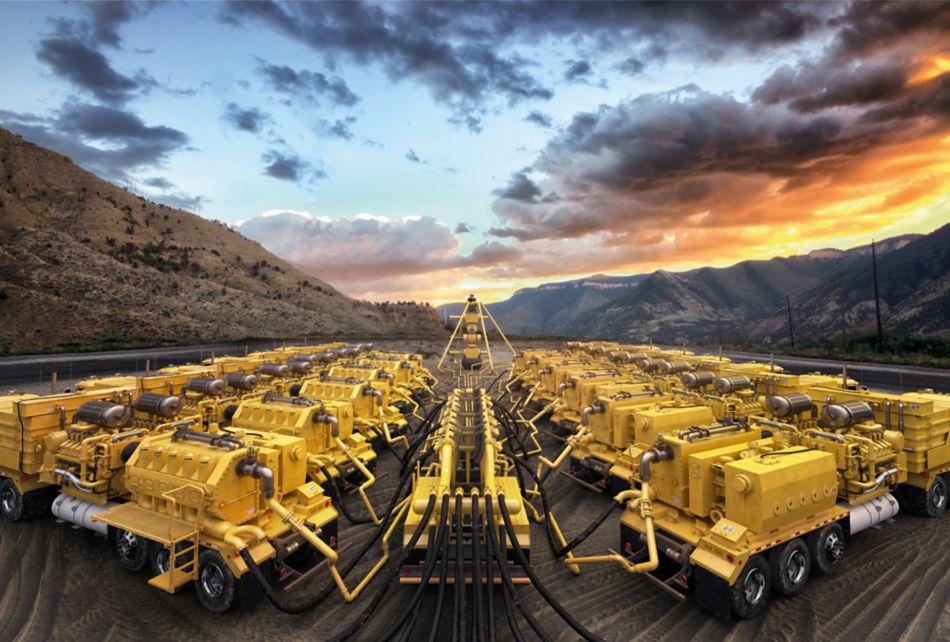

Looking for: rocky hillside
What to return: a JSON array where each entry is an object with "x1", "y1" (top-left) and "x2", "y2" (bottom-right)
[
  {"x1": 446, "y1": 233, "x2": 932, "y2": 345},
  {"x1": 0, "y1": 128, "x2": 443, "y2": 353},
  {"x1": 567, "y1": 236, "x2": 916, "y2": 343},
  {"x1": 745, "y1": 224, "x2": 950, "y2": 345},
  {"x1": 438, "y1": 274, "x2": 647, "y2": 335}
]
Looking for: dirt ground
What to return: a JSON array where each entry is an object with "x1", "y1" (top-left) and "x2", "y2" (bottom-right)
[{"x1": 1, "y1": 343, "x2": 948, "y2": 641}]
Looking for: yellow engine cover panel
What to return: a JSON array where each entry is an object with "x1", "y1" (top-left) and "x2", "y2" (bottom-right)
[
  {"x1": 633, "y1": 405, "x2": 715, "y2": 446},
  {"x1": 724, "y1": 449, "x2": 837, "y2": 534}
]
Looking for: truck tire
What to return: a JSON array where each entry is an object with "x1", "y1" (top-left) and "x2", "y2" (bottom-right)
[
  {"x1": 0, "y1": 479, "x2": 24, "y2": 521},
  {"x1": 899, "y1": 477, "x2": 946, "y2": 518},
  {"x1": 196, "y1": 550, "x2": 238, "y2": 613},
  {"x1": 730, "y1": 555, "x2": 771, "y2": 619},
  {"x1": 115, "y1": 528, "x2": 150, "y2": 572},
  {"x1": 807, "y1": 522, "x2": 845, "y2": 574},
  {"x1": 151, "y1": 541, "x2": 194, "y2": 577},
  {"x1": 769, "y1": 538, "x2": 810, "y2": 596}
]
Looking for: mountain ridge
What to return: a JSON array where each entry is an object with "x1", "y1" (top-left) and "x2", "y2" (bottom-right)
[
  {"x1": 0, "y1": 128, "x2": 444, "y2": 353},
  {"x1": 437, "y1": 232, "x2": 936, "y2": 345}
]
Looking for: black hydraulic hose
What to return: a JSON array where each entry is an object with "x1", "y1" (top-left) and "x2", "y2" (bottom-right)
[
  {"x1": 484, "y1": 368, "x2": 509, "y2": 397},
  {"x1": 373, "y1": 425, "x2": 407, "y2": 465},
  {"x1": 320, "y1": 465, "x2": 373, "y2": 525},
  {"x1": 428, "y1": 501, "x2": 452, "y2": 642},
  {"x1": 472, "y1": 492, "x2": 484, "y2": 642},
  {"x1": 244, "y1": 448, "x2": 437, "y2": 616},
  {"x1": 485, "y1": 495, "x2": 550, "y2": 642},
  {"x1": 453, "y1": 496, "x2": 466, "y2": 642},
  {"x1": 329, "y1": 494, "x2": 438, "y2": 642},
  {"x1": 378, "y1": 494, "x2": 451, "y2": 641},
  {"x1": 484, "y1": 496, "x2": 496, "y2": 642},
  {"x1": 401, "y1": 400, "x2": 447, "y2": 476},
  {"x1": 490, "y1": 504, "x2": 524, "y2": 642},
  {"x1": 507, "y1": 454, "x2": 620, "y2": 558},
  {"x1": 497, "y1": 495, "x2": 605, "y2": 642}
]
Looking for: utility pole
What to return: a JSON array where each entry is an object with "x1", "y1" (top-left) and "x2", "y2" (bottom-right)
[
  {"x1": 840, "y1": 310, "x2": 848, "y2": 354},
  {"x1": 716, "y1": 310, "x2": 723, "y2": 350},
  {"x1": 786, "y1": 294, "x2": 795, "y2": 350},
  {"x1": 871, "y1": 239, "x2": 884, "y2": 353}
]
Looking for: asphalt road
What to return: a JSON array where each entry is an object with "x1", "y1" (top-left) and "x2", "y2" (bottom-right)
[{"x1": 2, "y1": 340, "x2": 948, "y2": 394}]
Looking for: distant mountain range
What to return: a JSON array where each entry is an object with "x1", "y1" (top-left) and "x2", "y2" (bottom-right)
[
  {"x1": 439, "y1": 274, "x2": 647, "y2": 335},
  {"x1": 439, "y1": 228, "x2": 948, "y2": 347},
  {"x1": 0, "y1": 128, "x2": 443, "y2": 353}
]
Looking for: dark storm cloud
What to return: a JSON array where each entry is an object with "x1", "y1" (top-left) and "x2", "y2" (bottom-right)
[
  {"x1": 144, "y1": 177, "x2": 174, "y2": 190},
  {"x1": 860, "y1": 74, "x2": 950, "y2": 124},
  {"x1": 524, "y1": 110, "x2": 553, "y2": 128},
  {"x1": 315, "y1": 117, "x2": 356, "y2": 140},
  {"x1": 494, "y1": 170, "x2": 542, "y2": 203},
  {"x1": 490, "y1": 49, "x2": 949, "y2": 244},
  {"x1": 261, "y1": 149, "x2": 326, "y2": 183},
  {"x1": 153, "y1": 192, "x2": 209, "y2": 212},
  {"x1": 85, "y1": 0, "x2": 136, "y2": 47},
  {"x1": 224, "y1": 2, "x2": 555, "y2": 126},
  {"x1": 221, "y1": 2, "x2": 833, "y2": 130},
  {"x1": 223, "y1": 102, "x2": 270, "y2": 133},
  {"x1": 0, "y1": 103, "x2": 189, "y2": 184},
  {"x1": 257, "y1": 61, "x2": 359, "y2": 107},
  {"x1": 828, "y1": 1, "x2": 950, "y2": 61},
  {"x1": 36, "y1": 37, "x2": 154, "y2": 105},
  {"x1": 753, "y1": 61, "x2": 910, "y2": 113},
  {"x1": 618, "y1": 57, "x2": 646, "y2": 77},
  {"x1": 564, "y1": 60, "x2": 592, "y2": 82}
]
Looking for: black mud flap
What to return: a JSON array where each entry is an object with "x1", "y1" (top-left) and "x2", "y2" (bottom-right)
[{"x1": 694, "y1": 565, "x2": 731, "y2": 620}]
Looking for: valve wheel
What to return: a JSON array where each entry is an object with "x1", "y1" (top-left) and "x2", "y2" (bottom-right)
[{"x1": 115, "y1": 529, "x2": 149, "y2": 571}]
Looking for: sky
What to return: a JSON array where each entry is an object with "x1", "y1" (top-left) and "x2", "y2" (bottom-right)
[{"x1": 0, "y1": 1, "x2": 947, "y2": 305}]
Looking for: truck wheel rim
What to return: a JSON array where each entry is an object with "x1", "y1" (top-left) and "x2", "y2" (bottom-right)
[
  {"x1": 933, "y1": 483, "x2": 946, "y2": 511},
  {"x1": 1, "y1": 487, "x2": 16, "y2": 513},
  {"x1": 785, "y1": 549, "x2": 807, "y2": 584},
  {"x1": 201, "y1": 565, "x2": 225, "y2": 598},
  {"x1": 117, "y1": 530, "x2": 139, "y2": 561},
  {"x1": 743, "y1": 568, "x2": 766, "y2": 604},
  {"x1": 825, "y1": 532, "x2": 844, "y2": 563}
]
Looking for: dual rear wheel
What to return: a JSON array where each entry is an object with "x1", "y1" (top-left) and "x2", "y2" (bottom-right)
[
  {"x1": 730, "y1": 522, "x2": 845, "y2": 619},
  {"x1": 113, "y1": 532, "x2": 261, "y2": 613}
]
